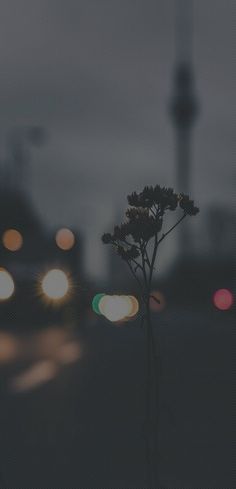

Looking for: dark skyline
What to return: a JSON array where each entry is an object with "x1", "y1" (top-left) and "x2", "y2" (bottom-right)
[{"x1": 0, "y1": 0, "x2": 234, "y2": 277}]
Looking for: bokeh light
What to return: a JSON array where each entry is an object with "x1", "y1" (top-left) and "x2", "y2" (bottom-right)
[
  {"x1": 127, "y1": 295, "x2": 139, "y2": 318},
  {"x1": 57, "y1": 342, "x2": 82, "y2": 365},
  {"x1": 92, "y1": 294, "x2": 140, "y2": 323},
  {"x1": 213, "y1": 288, "x2": 234, "y2": 311},
  {"x1": 0, "y1": 268, "x2": 15, "y2": 300},
  {"x1": 10, "y1": 360, "x2": 57, "y2": 393},
  {"x1": 149, "y1": 290, "x2": 166, "y2": 312},
  {"x1": 92, "y1": 293, "x2": 106, "y2": 315},
  {"x1": 55, "y1": 228, "x2": 75, "y2": 250},
  {"x1": 2, "y1": 229, "x2": 23, "y2": 251},
  {"x1": 35, "y1": 326, "x2": 69, "y2": 357},
  {"x1": 103, "y1": 295, "x2": 132, "y2": 322},
  {"x1": 98, "y1": 294, "x2": 111, "y2": 316},
  {"x1": 0, "y1": 332, "x2": 19, "y2": 364},
  {"x1": 41, "y1": 269, "x2": 69, "y2": 301}
]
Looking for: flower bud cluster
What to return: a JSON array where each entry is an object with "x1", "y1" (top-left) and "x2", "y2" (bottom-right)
[{"x1": 102, "y1": 185, "x2": 199, "y2": 262}]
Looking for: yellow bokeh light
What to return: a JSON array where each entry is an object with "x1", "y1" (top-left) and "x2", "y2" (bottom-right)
[
  {"x1": 98, "y1": 295, "x2": 110, "y2": 316},
  {"x1": 102, "y1": 296, "x2": 127, "y2": 322},
  {"x1": 55, "y1": 228, "x2": 75, "y2": 250},
  {"x1": 2, "y1": 229, "x2": 23, "y2": 251},
  {"x1": 100, "y1": 295, "x2": 137, "y2": 323},
  {"x1": 41, "y1": 269, "x2": 69, "y2": 301},
  {"x1": 121, "y1": 296, "x2": 133, "y2": 316},
  {"x1": 0, "y1": 268, "x2": 15, "y2": 300}
]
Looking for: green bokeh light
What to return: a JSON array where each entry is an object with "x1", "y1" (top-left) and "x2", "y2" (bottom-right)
[{"x1": 92, "y1": 293, "x2": 106, "y2": 315}]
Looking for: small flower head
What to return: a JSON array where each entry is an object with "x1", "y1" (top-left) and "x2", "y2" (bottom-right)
[
  {"x1": 127, "y1": 191, "x2": 145, "y2": 208},
  {"x1": 140, "y1": 186, "x2": 156, "y2": 208},
  {"x1": 116, "y1": 244, "x2": 140, "y2": 261},
  {"x1": 127, "y1": 185, "x2": 179, "y2": 213},
  {"x1": 178, "y1": 194, "x2": 199, "y2": 216},
  {"x1": 113, "y1": 224, "x2": 129, "y2": 241},
  {"x1": 152, "y1": 186, "x2": 178, "y2": 211},
  {"x1": 102, "y1": 233, "x2": 113, "y2": 244},
  {"x1": 126, "y1": 207, "x2": 149, "y2": 222},
  {"x1": 127, "y1": 245, "x2": 140, "y2": 260}
]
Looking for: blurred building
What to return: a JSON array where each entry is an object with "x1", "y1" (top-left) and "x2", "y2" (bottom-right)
[
  {"x1": 108, "y1": 209, "x2": 132, "y2": 291},
  {"x1": 167, "y1": 2, "x2": 235, "y2": 308},
  {"x1": 205, "y1": 205, "x2": 236, "y2": 258},
  {"x1": 0, "y1": 127, "x2": 85, "y2": 327}
]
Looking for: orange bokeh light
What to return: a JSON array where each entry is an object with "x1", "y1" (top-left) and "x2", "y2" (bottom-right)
[
  {"x1": 2, "y1": 229, "x2": 23, "y2": 251},
  {"x1": 55, "y1": 228, "x2": 75, "y2": 250},
  {"x1": 149, "y1": 290, "x2": 166, "y2": 312}
]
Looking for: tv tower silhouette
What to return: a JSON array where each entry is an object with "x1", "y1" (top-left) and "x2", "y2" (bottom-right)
[{"x1": 170, "y1": 0, "x2": 198, "y2": 255}]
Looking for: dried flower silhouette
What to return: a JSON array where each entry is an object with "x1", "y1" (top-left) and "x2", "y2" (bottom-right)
[
  {"x1": 102, "y1": 185, "x2": 198, "y2": 298},
  {"x1": 102, "y1": 184, "x2": 199, "y2": 487}
]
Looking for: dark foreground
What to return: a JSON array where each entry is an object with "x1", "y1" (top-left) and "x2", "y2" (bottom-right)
[{"x1": 0, "y1": 309, "x2": 233, "y2": 488}]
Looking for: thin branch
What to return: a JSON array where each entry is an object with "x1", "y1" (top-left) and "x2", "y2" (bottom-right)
[
  {"x1": 148, "y1": 232, "x2": 158, "y2": 287},
  {"x1": 149, "y1": 207, "x2": 156, "y2": 218},
  {"x1": 113, "y1": 241, "x2": 143, "y2": 272},
  {"x1": 141, "y1": 247, "x2": 149, "y2": 289},
  {"x1": 157, "y1": 213, "x2": 187, "y2": 245},
  {"x1": 129, "y1": 257, "x2": 143, "y2": 272},
  {"x1": 143, "y1": 241, "x2": 151, "y2": 269},
  {"x1": 122, "y1": 237, "x2": 136, "y2": 248},
  {"x1": 125, "y1": 259, "x2": 146, "y2": 297},
  {"x1": 149, "y1": 295, "x2": 160, "y2": 304}
]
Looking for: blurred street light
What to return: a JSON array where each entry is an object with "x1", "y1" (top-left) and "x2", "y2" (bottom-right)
[
  {"x1": 92, "y1": 294, "x2": 139, "y2": 323},
  {"x1": 0, "y1": 268, "x2": 15, "y2": 300},
  {"x1": 213, "y1": 288, "x2": 234, "y2": 311},
  {"x1": 92, "y1": 293, "x2": 106, "y2": 315},
  {"x1": 55, "y1": 228, "x2": 75, "y2": 250},
  {"x1": 149, "y1": 290, "x2": 166, "y2": 313},
  {"x1": 41, "y1": 269, "x2": 70, "y2": 302},
  {"x1": 127, "y1": 295, "x2": 139, "y2": 318},
  {"x1": 2, "y1": 229, "x2": 23, "y2": 251}
]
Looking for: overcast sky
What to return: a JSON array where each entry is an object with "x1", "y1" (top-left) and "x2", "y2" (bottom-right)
[{"x1": 0, "y1": 0, "x2": 234, "y2": 277}]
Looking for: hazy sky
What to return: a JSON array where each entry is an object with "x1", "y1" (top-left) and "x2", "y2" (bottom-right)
[{"x1": 0, "y1": 0, "x2": 234, "y2": 277}]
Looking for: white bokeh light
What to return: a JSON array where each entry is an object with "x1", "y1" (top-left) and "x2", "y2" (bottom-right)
[
  {"x1": 0, "y1": 268, "x2": 15, "y2": 301},
  {"x1": 41, "y1": 269, "x2": 69, "y2": 301},
  {"x1": 101, "y1": 295, "x2": 133, "y2": 322}
]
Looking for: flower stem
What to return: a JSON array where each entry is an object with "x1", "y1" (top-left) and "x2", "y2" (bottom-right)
[
  {"x1": 145, "y1": 301, "x2": 154, "y2": 488},
  {"x1": 145, "y1": 301, "x2": 160, "y2": 488}
]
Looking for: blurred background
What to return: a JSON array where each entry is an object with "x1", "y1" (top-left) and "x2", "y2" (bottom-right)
[{"x1": 0, "y1": 1, "x2": 234, "y2": 488}]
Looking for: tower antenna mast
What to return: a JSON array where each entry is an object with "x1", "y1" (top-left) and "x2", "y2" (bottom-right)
[{"x1": 170, "y1": 0, "x2": 198, "y2": 253}]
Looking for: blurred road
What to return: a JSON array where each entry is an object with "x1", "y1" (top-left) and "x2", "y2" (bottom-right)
[{"x1": 0, "y1": 309, "x2": 233, "y2": 488}]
